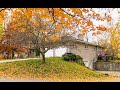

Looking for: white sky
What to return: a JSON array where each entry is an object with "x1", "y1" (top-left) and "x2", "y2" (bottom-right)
[{"x1": 87, "y1": 8, "x2": 119, "y2": 43}]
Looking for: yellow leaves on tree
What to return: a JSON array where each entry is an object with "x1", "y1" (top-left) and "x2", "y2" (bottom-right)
[
  {"x1": 108, "y1": 23, "x2": 120, "y2": 56},
  {"x1": 116, "y1": 53, "x2": 120, "y2": 59}
]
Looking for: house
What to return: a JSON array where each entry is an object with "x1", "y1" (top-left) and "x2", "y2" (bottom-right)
[
  {"x1": 28, "y1": 34, "x2": 104, "y2": 69},
  {"x1": 45, "y1": 39, "x2": 104, "y2": 69}
]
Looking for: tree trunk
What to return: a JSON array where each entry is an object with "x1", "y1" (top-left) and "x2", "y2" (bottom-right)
[
  {"x1": 41, "y1": 53, "x2": 45, "y2": 64},
  {"x1": 12, "y1": 51, "x2": 14, "y2": 59},
  {"x1": 53, "y1": 48, "x2": 55, "y2": 57},
  {"x1": 7, "y1": 52, "x2": 9, "y2": 59}
]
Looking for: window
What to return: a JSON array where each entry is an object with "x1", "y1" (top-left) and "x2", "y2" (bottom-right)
[
  {"x1": 85, "y1": 44, "x2": 88, "y2": 48},
  {"x1": 94, "y1": 46, "x2": 97, "y2": 50}
]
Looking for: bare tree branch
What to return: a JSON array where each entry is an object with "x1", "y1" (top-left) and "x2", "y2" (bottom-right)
[
  {"x1": 0, "y1": 8, "x2": 6, "y2": 12},
  {"x1": 60, "y1": 8, "x2": 75, "y2": 17}
]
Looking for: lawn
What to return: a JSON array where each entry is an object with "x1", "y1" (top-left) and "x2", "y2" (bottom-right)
[{"x1": 0, "y1": 57, "x2": 117, "y2": 82}]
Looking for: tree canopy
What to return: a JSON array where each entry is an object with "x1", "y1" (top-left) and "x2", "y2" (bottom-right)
[{"x1": 0, "y1": 8, "x2": 119, "y2": 62}]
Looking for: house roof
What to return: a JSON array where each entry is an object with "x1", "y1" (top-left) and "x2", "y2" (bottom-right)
[
  {"x1": 75, "y1": 39, "x2": 104, "y2": 48},
  {"x1": 61, "y1": 36, "x2": 104, "y2": 48}
]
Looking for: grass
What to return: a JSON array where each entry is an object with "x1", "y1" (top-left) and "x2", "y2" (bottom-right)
[
  {"x1": 109, "y1": 60, "x2": 120, "y2": 62},
  {"x1": 0, "y1": 57, "x2": 117, "y2": 82}
]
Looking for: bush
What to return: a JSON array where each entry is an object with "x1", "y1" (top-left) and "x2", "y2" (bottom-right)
[
  {"x1": 62, "y1": 53, "x2": 85, "y2": 66},
  {"x1": 35, "y1": 49, "x2": 40, "y2": 56},
  {"x1": 76, "y1": 55, "x2": 83, "y2": 61},
  {"x1": 62, "y1": 53, "x2": 76, "y2": 61}
]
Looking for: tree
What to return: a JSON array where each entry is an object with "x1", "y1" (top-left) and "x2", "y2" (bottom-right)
[
  {"x1": 92, "y1": 22, "x2": 120, "y2": 59},
  {"x1": 0, "y1": 24, "x2": 30, "y2": 59},
  {"x1": 0, "y1": 8, "x2": 114, "y2": 63},
  {"x1": 1, "y1": 8, "x2": 113, "y2": 35},
  {"x1": 109, "y1": 23, "x2": 120, "y2": 58},
  {"x1": 0, "y1": 25, "x2": 3, "y2": 40},
  {"x1": 9, "y1": 12, "x2": 63, "y2": 63}
]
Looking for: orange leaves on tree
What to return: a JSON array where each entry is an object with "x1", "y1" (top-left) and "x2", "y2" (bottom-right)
[
  {"x1": 35, "y1": 21, "x2": 40, "y2": 26},
  {"x1": 77, "y1": 9, "x2": 83, "y2": 17},
  {"x1": 55, "y1": 28, "x2": 61, "y2": 33},
  {"x1": 39, "y1": 29, "x2": 44, "y2": 33},
  {"x1": 20, "y1": 28, "x2": 25, "y2": 32},
  {"x1": 71, "y1": 8, "x2": 77, "y2": 12},
  {"x1": 81, "y1": 29, "x2": 87, "y2": 36},
  {"x1": 53, "y1": 8, "x2": 61, "y2": 16},
  {"x1": 71, "y1": 8, "x2": 79, "y2": 15},
  {"x1": 50, "y1": 35, "x2": 61, "y2": 41},
  {"x1": 88, "y1": 14, "x2": 92, "y2": 16},
  {"x1": 95, "y1": 13, "x2": 100, "y2": 17},
  {"x1": 92, "y1": 32, "x2": 96, "y2": 36},
  {"x1": 25, "y1": 12, "x2": 32, "y2": 19},
  {"x1": 55, "y1": 24, "x2": 62, "y2": 31},
  {"x1": 39, "y1": 13, "x2": 47, "y2": 19},
  {"x1": 0, "y1": 11, "x2": 5, "y2": 18},
  {"x1": 86, "y1": 20, "x2": 93, "y2": 26},
  {"x1": 82, "y1": 8, "x2": 89, "y2": 13},
  {"x1": 56, "y1": 24, "x2": 64, "y2": 33},
  {"x1": 97, "y1": 26, "x2": 106, "y2": 31},
  {"x1": 0, "y1": 11, "x2": 5, "y2": 25},
  {"x1": 45, "y1": 38, "x2": 48, "y2": 42},
  {"x1": 96, "y1": 31, "x2": 101, "y2": 34},
  {"x1": 92, "y1": 31, "x2": 101, "y2": 36}
]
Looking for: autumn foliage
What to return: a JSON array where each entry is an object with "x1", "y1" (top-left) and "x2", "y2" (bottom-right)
[{"x1": 0, "y1": 8, "x2": 114, "y2": 62}]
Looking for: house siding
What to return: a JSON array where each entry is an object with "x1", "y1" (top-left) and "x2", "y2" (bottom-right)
[
  {"x1": 69, "y1": 42, "x2": 103, "y2": 69},
  {"x1": 45, "y1": 47, "x2": 67, "y2": 57},
  {"x1": 30, "y1": 42, "x2": 104, "y2": 69}
]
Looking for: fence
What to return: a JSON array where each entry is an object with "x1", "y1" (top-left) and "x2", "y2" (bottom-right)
[{"x1": 93, "y1": 62, "x2": 120, "y2": 71}]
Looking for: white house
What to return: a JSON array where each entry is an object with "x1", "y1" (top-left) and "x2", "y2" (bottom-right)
[{"x1": 45, "y1": 40, "x2": 104, "y2": 69}]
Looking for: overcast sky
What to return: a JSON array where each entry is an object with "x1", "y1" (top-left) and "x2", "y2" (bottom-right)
[{"x1": 87, "y1": 8, "x2": 119, "y2": 43}]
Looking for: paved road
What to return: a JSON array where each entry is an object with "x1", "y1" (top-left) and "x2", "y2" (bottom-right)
[
  {"x1": 0, "y1": 58, "x2": 39, "y2": 63},
  {"x1": 96, "y1": 71, "x2": 120, "y2": 77},
  {"x1": 0, "y1": 78, "x2": 50, "y2": 82}
]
